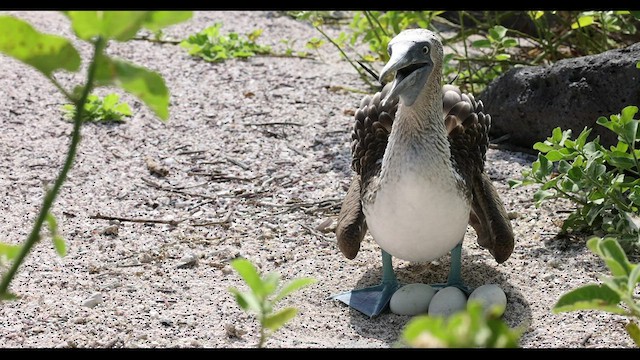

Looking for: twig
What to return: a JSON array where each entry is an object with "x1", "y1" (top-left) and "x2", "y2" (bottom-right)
[
  {"x1": 178, "y1": 150, "x2": 207, "y2": 155},
  {"x1": 286, "y1": 144, "x2": 305, "y2": 157},
  {"x1": 244, "y1": 121, "x2": 304, "y2": 127},
  {"x1": 300, "y1": 223, "x2": 330, "y2": 241},
  {"x1": 190, "y1": 208, "x2": 234, "y2": 227},
  {"x1": 116, "y1": 263, "x2": 145, "y2": 268},
  {"x1": 187, "y1": 172, "x2": 256, "y2": 182},
  {"x1": 140, "y1": 177, "x2": 217, "y2": 200},
  {"x1": 225, "y1": 156, "x2": 251, "y2": 171},
  {"x1": 132, "y1": 36, "x2": 182, "y2": 45},
  {"x1": 90, "y1": 213, "x2": 184, "y2": 226},
  {"x1": 188, "y1": 199, "x2": 217, "y2": 213}
]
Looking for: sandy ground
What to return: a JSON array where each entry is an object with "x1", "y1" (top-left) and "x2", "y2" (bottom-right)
[{"x1": 0, "y1": 11, "x2": 636, "y2": 348}]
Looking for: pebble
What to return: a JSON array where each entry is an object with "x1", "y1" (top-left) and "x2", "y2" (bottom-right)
[
  {"x1": 82, "y1": 292, "x2": 103, "y2": 308},
  {"x1": 428, "y1": 286, "x2": 467, "y2": 317},
  {"x1": 139, "y1": 252, "x2": 153, "y2": 264},
  {"x1": 468, "y1": 284, "x2": 507, "y2": 317},
  {"x1": 389, "y1": 283, "x2": 436, "y2": 316},
  {"x1": 177, "y1": 253, "x2": 199, "y2": 268}
]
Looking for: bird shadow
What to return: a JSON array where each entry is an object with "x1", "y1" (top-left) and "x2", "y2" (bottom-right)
[{"x1": 335, "y1": 254, "x2": 532, "y2": 347}]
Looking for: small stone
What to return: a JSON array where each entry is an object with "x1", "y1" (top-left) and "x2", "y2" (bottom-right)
[
  {"x1": 315, "y1": 218, "x2": 334, "y2": 233},
  {"x1": 177, "y1": 253, "x2": 198, "y2": 269},
  {"x1": 100, "y1": 224, "x2": 119, "y2": 236},
  {"x1": 221, "y1": 266, "x2": 232, "y2": 275},
  {"x1": 548, "y1": 259, "x2": 562, "y2": 269},
  {"x1": 162, "y1": 157, "x2": 176, "y2": 166},
  {"x1": 468, "y1": 284, "x2": 507, "y2": 317},
  {"x1": 390, "y1": 283, "x2": 436, "y2": 316},
  {"x1": 72, "y1": 317, "x2": 86, "y2": 324},
  {"x1": 160, "y1": 319, "x2": 173, "y2": 327},
  {"x1": 225, "y1": 323, "x2": 247, "y2": 338},
  {"x1": 428, "y1": 286, "x2": 467, "y2": 317},
  {"x1": 542, "y1": 273, "x2": 555, "y2": 281},
  {"x1": 139, "y1": 253, "x2": 153, "y2": 264},
  {"x1": 82, "y1": 293, "x2": 103, "y2": 308}
]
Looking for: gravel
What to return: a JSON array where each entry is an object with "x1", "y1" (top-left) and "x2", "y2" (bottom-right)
[{"x1": 0, "y1": 10, "x2": 635, "y2": 348}]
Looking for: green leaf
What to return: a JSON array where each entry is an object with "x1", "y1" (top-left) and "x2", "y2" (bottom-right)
[
  {"x1": 533, "y1": 189, "x2": 555, "y2": 204},
  {"x1": 494, "y1": 53, "x2": 511, "y2": 61},
  {"x1": 545, "y1": 150, "x2": 564, "y2": 162},
  {"x1": 529, "y1": 11, "x2": 545, "y2": 20},
  {"x1": 553, "y1": 284, "x2": 624, "y2": 314},
  {"x1": 52, "y1": 235, "x2": 67, "y2": 257},
  {"x1": 65, "y1": 11, "x2": 149, "y2": 41},
  {"x1": 621, "y1": 119, "x2": 638, "y2": 145},
  {"x1": 557, "y1": 160, "x2": 571, "y2": 174},
  {"x1": 627, "y1": 263, "x2": 640, "y2": 295},
  {"x1": 620, "y1": 105, "x2": 638, "y2": 122},
  {"x1": 489, "y1": 25, "x2": 508, "y2": 40},
  {"x1": 501, "y1": 38, "x2": 518, "y2": 48},
  {"x1": 626, "y1": 322, "x2": 640, "y2": 347},
  {"x1": 261, "y1": 272, "x2": 280, "y2": 297},
  {"x1": 533, "y1": 142, "x2": 554, "y2": 153},
  {"x1": 94, "y1": 55, "x2": 169, "y2": 120},
  {"x1": 571, "y1": 15, "x2": 595, "y2": 29},
  {"x1": 0, "y1": 242, "x2": 21, "y2": 261},
  {"x1": 0, "y1": 15, "x2": 80, "y2": 77},
  {"x1": 551, "y1": 127, "x2": 563, "y2": 143},
  {"x1": 114, "y1": 102, "x2": 132, "y2": 116},
  {"x1": 230, "y1": 258, "x2": 263, "y2": 296},
  {"x1": 263, "y1": 307, "x2": 297, "y2": 331},
  {"x1": 228, "y1": 287, "x2": 261, "y2": 313},
  {"x1": 471, "y1": 39, "x2": 491, "y2": 48},
  {"x1": 599, "y1": 238, "x2": 634, "y2": 277},
  {"x1": 575, "y1": 127, "x2": 592, "y2": 149},
  {"x1": 274, "y1": 278, "x2": 316, "y2": 303},
  {"x1": 142, "y1": 11, "x2": 192, "y2": 32},
  {"x1": 507, "y1": 179, "x2": 522, "y2": 188}
]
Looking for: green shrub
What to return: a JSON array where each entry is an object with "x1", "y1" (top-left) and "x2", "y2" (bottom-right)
[
  {"x1": 62, "y1": 93, "x2": 132, "y2": 123},
  {"x1": 509, "y1": 106, "x2": 640, "y2": 251}
]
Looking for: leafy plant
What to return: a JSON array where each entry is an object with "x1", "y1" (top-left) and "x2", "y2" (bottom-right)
[
  {"x1": 399, "y1": 301, "x2": 522, "y2": 348},
  {"x1": 291, "y1": 11, "x2": 640, "y2": 93},
  {"x1": 228, "y1": 258, "x2": 316, "y2": 348},
  {"x1": 509, "y1": 106, "x2": 640, "y2": 251},
  {"x1": 554, "y1": 237, "x2": 640, "y2": 346},
  {"x1": 0, "y1": 11, "x2": 192, "y2": 300},
  {"x1": 62, "y1": 93, "x2": 132, "y2": 123},
  {"x1": 180, "y1": 23, "x2": 271, "y2": 62}
]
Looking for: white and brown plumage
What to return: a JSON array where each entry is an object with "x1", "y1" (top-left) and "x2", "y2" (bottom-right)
[{"x1": 333, "y1": 29, "x2": 514, "y2": 317}]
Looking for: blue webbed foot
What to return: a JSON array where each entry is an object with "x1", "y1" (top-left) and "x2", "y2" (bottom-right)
[
  {"x1": 332, "y1": 280, "x2": 400, "y2": 318},
  {"x1": 332, "y1": 250, "x2": 399, "y2": 317}
]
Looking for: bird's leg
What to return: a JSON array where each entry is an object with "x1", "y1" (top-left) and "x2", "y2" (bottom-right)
[
  {"x1": 331, "y1": 249, "x2": 400, "y2": 318},
  {"x1": 432, "y1": 240, "x2": 472, "y2": 295}
]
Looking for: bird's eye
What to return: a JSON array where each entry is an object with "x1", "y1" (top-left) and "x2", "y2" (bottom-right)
[
  {"x1": 388, "y1": 46, "x2": 392, "y2": 56},
  {"x1": 422, "y1": 46, "x2": 429, "y2": 54}
]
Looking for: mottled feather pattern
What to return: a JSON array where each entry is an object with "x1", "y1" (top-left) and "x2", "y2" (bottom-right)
[{"x1": 337, "y1": 82, "x2": 513, "y2": 263}]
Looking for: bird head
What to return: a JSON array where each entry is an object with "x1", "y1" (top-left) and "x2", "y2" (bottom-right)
[{"x1": 379, "y1": 29, "x2": 443, "y2": 108}]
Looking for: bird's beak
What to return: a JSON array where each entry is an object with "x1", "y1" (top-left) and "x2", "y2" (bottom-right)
[
  {"x1": 380, "y1": 42, "x2": 432, "y2": 108},
  {"x1": 379, "y1": 42, "x2": 413, "y2": 85}
]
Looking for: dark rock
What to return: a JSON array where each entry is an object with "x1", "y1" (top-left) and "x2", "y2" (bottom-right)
[{"x1": 481, "y1": 43, "x2": 640, "y2": 149}]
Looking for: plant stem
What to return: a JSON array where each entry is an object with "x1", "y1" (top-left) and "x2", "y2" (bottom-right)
[
  {"x1": 554, "y1": 185, "x2": 588, "y2": 207},
  {"x1": 312, "y1": 24, "x2": 375, "y2": 88},
  {"x1": 0, "y1": 37, "x2": 105, "y2": 297}
]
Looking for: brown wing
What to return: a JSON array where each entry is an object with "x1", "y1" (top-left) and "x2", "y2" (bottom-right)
[
  {"x1": 336, "y1": 84, "x2": 398, "y2": 259},
  {"x1": 445, "y1": 84, "x2": 514, "y2": 263}
]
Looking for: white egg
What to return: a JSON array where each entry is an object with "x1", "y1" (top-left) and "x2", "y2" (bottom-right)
[
  {"x1": 468, "y1": 284, "x2": 507, "y2": 317},
  {"x1": 390, "y1": 283, "x2": 436, "y2": 316},
  {"x1": 428, "y1": 286, "x2": 467, "y2": 317}
]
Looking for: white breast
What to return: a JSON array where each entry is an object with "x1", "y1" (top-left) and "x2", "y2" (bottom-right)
[{"x1": 363, "y1": 174, "x2": 470, "y2": 263}]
